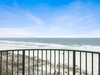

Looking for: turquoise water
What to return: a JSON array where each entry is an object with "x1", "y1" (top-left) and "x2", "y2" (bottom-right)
[{"x1": 0, "y1": 38, "x2": 100, "y2": 46}]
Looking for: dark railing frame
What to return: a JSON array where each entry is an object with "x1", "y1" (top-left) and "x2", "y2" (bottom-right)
[{"x1": 0, "y1": 49, "x2": 100, "y2": 75}]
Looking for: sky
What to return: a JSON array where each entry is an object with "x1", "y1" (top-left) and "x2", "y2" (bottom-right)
[{"x1": 0, "y1": 0, "x2": 100, "y2": 38}]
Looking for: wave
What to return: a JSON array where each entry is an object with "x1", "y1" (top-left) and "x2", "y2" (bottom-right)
[{"x1": 0, "y1": 40, "x2": 100, "y2": 51}]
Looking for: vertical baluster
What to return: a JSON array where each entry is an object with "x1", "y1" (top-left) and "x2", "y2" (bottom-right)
[
  {"x1": 6, "y1": 51, "x2": 8, "y2": 75},
  {"x1": 33, "y1": 50, "x2": 34, "y2": 75},
  {"x1": 12, "y1": 51, "x2": 14, "y2": 75},
  {"x1": 37, "y1": 50, "x2": 39, "y2": 75},
  {"x1": 28, "y1": 50, "x2": 30, "y2": 75},
  {"x1": 73, "y1": 51, "x2": 76, "y2": 75},
  {"x1": 22, "y1": 50, "x2": 25, "y2": 75},
  {"x1": 92, "y1": 53, "x2": 93, "y2": 75},
  {"x1": 42, "y1": 50, "x2": 43, "y2": 75},
  {"x1": 98, "y1": 53, "x2": 100, "y2": 75},
  {"x1": 17, "y1": 51, "x2": 19, "y2": 75},
  {"x1": 46, "y1": 50, "x2": 47, "y2": 75},
  {"x1": 0, "y1": 52, "x2": 2, "y2": 75},
  {"x1": 68, "y1": 51, "x2": 69, "y2": 75},
  {"x1": 58, "y1": 50, "x2": 60, "y2": 75},
  {"x1": 54, "y1": 50, "x2": 56, "y2": 75}
]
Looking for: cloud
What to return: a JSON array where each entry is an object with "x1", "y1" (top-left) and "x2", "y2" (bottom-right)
[
  {"x1": 76, "y1": 15, "x2": 93, "y2": 21},
  {"x1": 79, "y1": 29, "x2": 100, "y2": 37},
  {"x1": 0, "y1": 6, "x2": 45, "y2": 28},
  {"x1": 25, "y1": 12, "x2": 45, "y2": 25},
  {"x1": 0, "y1": 26, "x2": 71, "y2": 38},
  {"x1": 0, "y1": 28, "x2": 35, "y2": 37},
  {"x1": 0, "y1": 24, "x2": 100, "y2": 38}
]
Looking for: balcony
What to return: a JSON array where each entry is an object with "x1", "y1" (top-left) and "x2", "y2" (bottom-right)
[{"x1": 0, "y1": 49, "x2": 99, "y2": 75}]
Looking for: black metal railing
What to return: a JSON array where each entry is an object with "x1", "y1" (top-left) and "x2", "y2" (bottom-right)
[{"x1": 0, "y1": 49, "x2": 100, "y2": 75}]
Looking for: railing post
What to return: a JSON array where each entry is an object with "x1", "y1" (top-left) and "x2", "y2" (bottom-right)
[
  {"x1": 6, "y1": 51, "x2": 8, "y2": 75},
  {"x1": 99, "y1": 53, "x2": 100, "y2": 75},
  {"x1": 0, "y1": 52, "x2": 2, "y2": 75},
  {"x1": 73, "y1": 51, "x2": 76, "y2": 75},
  {"x1": 22, "y1": 50, "x2": 25, "y2": 75}
]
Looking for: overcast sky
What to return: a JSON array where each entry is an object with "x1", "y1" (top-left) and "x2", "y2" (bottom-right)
[{"x1": 0, "y1": 0, "x2": 100, "y2": 38}]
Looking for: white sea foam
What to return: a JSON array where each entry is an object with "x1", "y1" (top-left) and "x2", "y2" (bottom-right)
[{"x1": 0, "y1": 40, "x2": 100, "y2": 51}]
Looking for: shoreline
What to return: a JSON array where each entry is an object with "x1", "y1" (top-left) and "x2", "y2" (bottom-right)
[{"x1": 0, "y1": 43, "x2": 100, "y2": 52}]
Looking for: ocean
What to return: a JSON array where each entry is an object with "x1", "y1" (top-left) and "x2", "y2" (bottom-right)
[
  {"x1": 0, "y1": 38, "x2": 100, "y2": 45},
  {"x1": 0, "y1": 38, "x2": 100, "y2": 51}
]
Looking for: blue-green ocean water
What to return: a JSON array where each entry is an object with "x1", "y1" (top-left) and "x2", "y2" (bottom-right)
[{"x1": 0, "y1": 38, "x2": 100, "y2": 46}]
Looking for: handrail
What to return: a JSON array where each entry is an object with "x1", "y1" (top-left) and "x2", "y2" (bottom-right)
[{"x1": 0, "y1": 49, "x2": 100, "y2": 53}]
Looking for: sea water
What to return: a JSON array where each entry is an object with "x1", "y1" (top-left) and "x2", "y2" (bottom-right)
[
  {"x1": 0, "y1": 38, "x2": 100, "y2": 50},
  {"x1": 0, "y1": 38, "x2": 100, "y2": 46}
]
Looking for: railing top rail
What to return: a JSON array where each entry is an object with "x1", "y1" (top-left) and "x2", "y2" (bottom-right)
[{"x1": 0, "y1": 49, "x2": 100, "y2": 53}]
